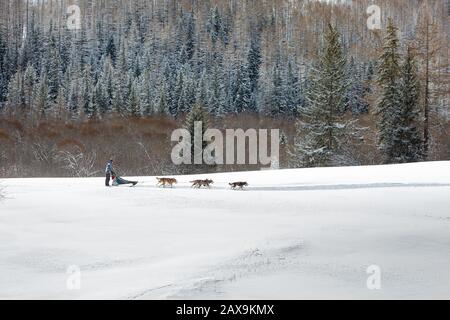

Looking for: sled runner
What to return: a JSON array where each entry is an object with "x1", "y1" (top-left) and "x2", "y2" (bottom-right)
[{"x1": 112, "y1": 175, "x2": 138, "y2": 187}]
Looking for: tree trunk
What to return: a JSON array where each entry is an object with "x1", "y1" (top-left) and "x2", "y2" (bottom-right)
[{"x1": 423, "y1": 19, "x2": 430, "y2": 159}]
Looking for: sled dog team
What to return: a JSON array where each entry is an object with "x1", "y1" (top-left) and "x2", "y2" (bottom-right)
[
  {"x1": 106, "y1": 159, "x2": 248, "y2": 189},
  {"x1": 156, "y1": 177, "x2": 248, "y2": 190}
]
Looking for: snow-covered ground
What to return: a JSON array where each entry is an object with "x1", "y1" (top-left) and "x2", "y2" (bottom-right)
[{"x1": 1, "y1": 162, "x2": 450, "y2": 300}]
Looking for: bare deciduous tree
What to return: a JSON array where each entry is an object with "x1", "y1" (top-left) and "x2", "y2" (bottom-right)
[{"x1": 56, "y1": 147, "x2": 98, "y2": 177}]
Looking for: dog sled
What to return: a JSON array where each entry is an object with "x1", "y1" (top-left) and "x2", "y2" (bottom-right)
[{"x1": 112, "y1": 174, "x2": 138, "y2": 187}]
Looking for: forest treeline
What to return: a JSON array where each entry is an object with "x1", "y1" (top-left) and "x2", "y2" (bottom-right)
[{"x1": 0, "y1": 0, "x2": 449, "y2": 177}]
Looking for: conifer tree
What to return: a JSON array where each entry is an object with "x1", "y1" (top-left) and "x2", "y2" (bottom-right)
[
  {"x1": 184, "y1": 12, "x2": 196, "y2": 62},
  {"x1": 112, "y1": 42, "x2": 129, "y2": 115},
  {"x1": 268, "y1": 55, "x2": 287, "y2": 116},
  {"x1": 0, "y1": 72, "x2": 7, "y2": 109},
  {"x1": 171, "y1": 70, "x2": 184, "y2": 116},
  {"x1": 247, "y1": 33, "x2": 262, "y2": 112},
  {"x1": 376, "y1": 19, "x2": 402, "y2": 163},
  {"x1": 105, "y1": 34, "x2": 117, "y2": 64},
  {"x1": 23, "y1": 64, "x2": 37, "y2": 108},
  {"x1": 127, "y1": 79, "x2": 141, "y2": 117},
  {"x1": 35, "y1": 72, "x2": 50, "y2": 116},
  {"x1": 7, "y1": 71, "x2": 24, "y2": 109},
  {"x1": 139, "y1": 69, "x2": 153, "y2": 116},
  {"x1": 196, "y1": 71, "x2": 208, "y2": 108},
  {"x1": 45, "y1": 43, "x2": 60, "y2": 104},
  {"x1": 208, "y1": 7, "x2": 222, "y2": 45},
  {"x1": 98, "y1": 57, "x2": 114, "y2": 114},
  {"x1": 67, "y1": 77, "x2": 80, "y2": 116},
  {"x1": 79, "y1": 67, "x2": 93, "y2": 116},
  {"x1": 184, "y1": 102, "x2": 210, "y2": 164},
  {"x1": 183, "y1": 75, "x2": 196, "y2": 114},
  {"x1": 156, "y1": 83, "x2": 169, "y2": 115},
  {"x1": 208, "y1": 64, "x2": 225, "y2": 117},
  {"x1": 76, "y1": 28, "x2": 89, "y2": 68},
  {"x1": 291, "y1": 23, "x2": 357, "y2": 167},
  {"x1": 393, "y1": 48, "x2": 423, "y2": 162},
  {"x1": 92, "y1": 81, "x2": 107, "y2": 116},
  {"x1": 233, "y1": 63, "x2": 251, "y2": 113},
  {"x1": 285, "y1": 59, "x2": 301, "y2": 117},
  {"x1": 346, "y1": 57, "x2": 369, "y2": 115}
]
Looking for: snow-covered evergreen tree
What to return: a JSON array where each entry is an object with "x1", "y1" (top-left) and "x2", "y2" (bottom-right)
[
  {"x1": 184, "y1": 102, "x2": 210, "y2": 163},
  {"x1": 285, "y1": 59, "x2": 302, "y2": 117},
  {"x1": 376, "y1": 19, "x2": 402, "y2": 163},
  {"x1": 393, "y1": 48, "x2": 423, "y2": 162},
  {"x1": 182, "y1": 11, "x2": 196, "y2": 63},
  {"x1": 23, "y1": 64, "x2": 38, "y2": 108},
  {"x1": 346, "y1": 57, "x2": 369, "y2": 115},
  {"x1": 196, "y1": 71, "x2": 208, "y2": 108},
  {"x1": 7, "y1": 71, "x2": 24, "y2": 109},
  {"x1": 156, "y1": 82, "x2": 169, "y2": 115},
  {"x1": 233, "y1": 62, "x2": 251, "y2": 114},
  {"x1": 67, "y1": 76, "x2": 80, "y2": 117},
  {"x1": 183, "y1": 74, "x2": 196, "y2": 114},
  {"x1": 44, "y1": 33, "x2": 61, "y2": 104},
  {"x1": 97, "y1": 57, "x2": 115, "y2": 114},
  {"x1": 79, "y1": 67, "x2": 93, "y2": 116},
  {"x1": 35, "y1": 72, "x2": 50, "y2": 116},
  {"x1": 171, "y1": 69, "x2": 184, "y2": 116},
  {"x1": 76, "y1": 28, "x2": 89, "y2": 68},
  {"x1": 127, "y1": 78, "x2": 141, "y2": 117},
  {"x1": 268, "y1": 54, "x2": 287, "y2": 116},
  {"x1": 112, "y1": 40, "x2": 129, "y2": 115},
  {"x1": 0, "y1": 71, "x2": 7, "y2": 109},
  {"x1": 105, "y1": 34, "x2": 117, "y2": 65},
  {"x1": 246, "y1": 33, "x2": 262, "y2": 112},
  {"x1": 291, "y1": 23, "x2": 358, "y2": 167},
  {"x1": 208, "y1": 7, "x2": 222, "y2": 45},
  {"x1": 139, "y1": 69, "x2": 154, "y2": 116},
  {"x1": 208, "y1": 63, "x2": 226, "y2": 117},
  {"x1": 92, "y1": 81, "x2": 107, "y2": 117}
]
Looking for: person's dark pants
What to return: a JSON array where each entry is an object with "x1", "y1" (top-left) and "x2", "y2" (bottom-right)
[{"x1": 105, "y1": 173, "x2": 111, "y2": 186}]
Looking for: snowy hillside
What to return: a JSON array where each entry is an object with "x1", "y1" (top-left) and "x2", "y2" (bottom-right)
[{"x1": 1, "y1": 162, "x2": 450, "y2": 299}]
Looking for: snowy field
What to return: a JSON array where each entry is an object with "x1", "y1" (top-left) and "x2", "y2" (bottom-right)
[{"x1": 1, "y1": 161, "x2": 450, "y2": 300}]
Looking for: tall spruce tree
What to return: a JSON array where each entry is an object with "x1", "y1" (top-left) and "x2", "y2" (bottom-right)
[
  {"x1": 233, "y1": 63, "x2": 251, "y2": 113},
  {"x1": 98, "y1": 57, "x2": 114, "y2": 114},
  {"x1": 393, "y1": 48, "x2": 423, "y2": 162},
  {"x1": 23, "y1": 64, "x2": 37, "y2": 108},
  {"x1": 291, "y1": 23, "x2": 358, "y2": 167},
  {"x1": 35, "y1": 72, "x2": 50, "y2": 116},
  {"x1": 184, "y1": 102, "x2": 210, "y2": 165},
  {"x1": 196, "y1": 71, "x2": 208, "y2": 108},
  {"x1": 376, "y1": 19, "x2": 402, "y2": 163},
  {"x1": 105, "y1": 34, "x2": 117, "y2": 64},
  {"x1": 80, "y1": 66, "x2": 93, "y2": 116},
  {"x1": 246, "y1": 33, "x2": 262, "y2": 112},
  {"x1": 139, "y1": 69, "x2": 154, "y2": 116},
  {"x1": 127, "y1": 79, "x2": 141, "y2": 117},
  {"x1": 285, "y1": 59, "x2": 302, "y2": 117},
  {"x1": 67, "y1": 77, "x2": 80, "y2": 116},
  {"x1": 208, "y1": 63, "x2": 226, "y2": 117},
  {"x1": 156, "y1": 82, "x2": 169, "y2": 115},
  {"x1": 268, "y1": 54, "x2": 287, "y2": 116}
]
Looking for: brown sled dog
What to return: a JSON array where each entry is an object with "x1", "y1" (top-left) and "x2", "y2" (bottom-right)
[
  {"x1": 156, "y1": 177, "x2": 177, "y2": 188},
  {"x1": 229, "y1": 182, "x2": 248, "y2": 190},
  {"x1": 190, "y1": 179, "x2": 214, "y2": 188}
]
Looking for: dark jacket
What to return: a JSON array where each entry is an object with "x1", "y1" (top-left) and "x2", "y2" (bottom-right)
[{"x1": 105, "y1": 161, "x2": 114, "y2": 174}]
